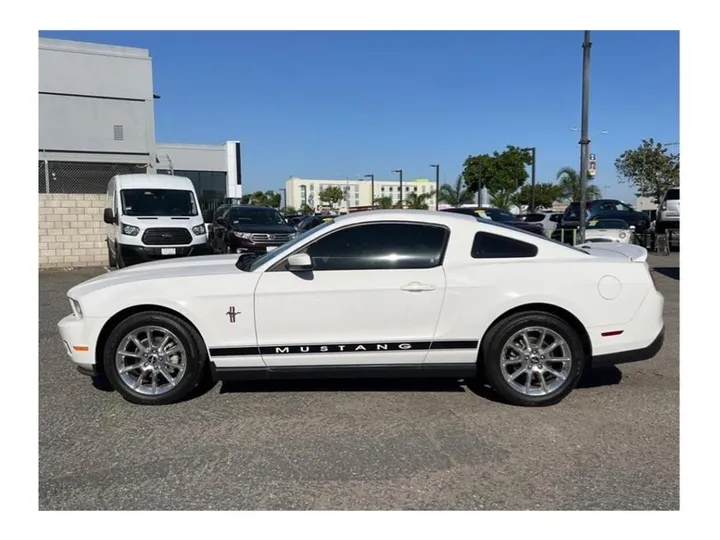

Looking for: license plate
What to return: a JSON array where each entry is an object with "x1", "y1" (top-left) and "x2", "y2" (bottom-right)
[
  {"x1": 161, "y1": 248, "x2": 176, "y2": 255},
  {"x1": 266, "y1": 246, "x2": 278, "y2": 252}
]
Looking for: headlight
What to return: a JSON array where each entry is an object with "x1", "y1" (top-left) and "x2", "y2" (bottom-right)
[
  {"x1": 69, "y1": 297, "x2": 82, "y2": 318},
  {"x1": 121, "y1": 223, "x2": 140, "y2": 236},
  {"x1": 232, "y1": 231, "x2": 253, "y2": 240},
  {"x1": 618, "y1": 232, "x2": 627, "y2": 239},
  {"x1": 192, "y1": 224, "x2": 206, "y2": 235},
  {"x1": 288, "y1": 232, "x2": 298, "y2": 239}
]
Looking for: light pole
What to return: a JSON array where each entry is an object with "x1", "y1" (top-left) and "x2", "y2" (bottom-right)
[
  {"x1": 520, "y1": 147, "x2": 537, "y2": 212},
  {"x1": 392, "y1": 169, "x2": 403, "y2": 206},
  {"x1": 364, "y1": 174, "x2": 375, "y2": 208},
  {"x1": 578, "y1": 30, "x2": 592, "y2": 244},
  {"x1": 279, "y1": 188, "x2": 287, "y2": 213},
  {"x1": 430, "y1": 164, "x2": 440, "y2": 210}
]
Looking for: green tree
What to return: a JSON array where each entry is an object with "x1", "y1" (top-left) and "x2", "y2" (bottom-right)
[
  {"x1": 513, "y1": 183, "x2": 563, "y2": 209},
  {"x1": 614, "y1": 138, "x2": 680, "y2": 203},
  {"x1": 437, "y1": 175, "x2": 475, "y2": 207},
  {"x1": 374, "y1": 196, "x2": 393, "y2": 209},
  {"x1": 245, "y1": 190, "x2": 282, "y2": 207},
  {"x1": 556, "y1": 166, "x2": 602, "y2": 201},
  {"x1": 462, "y1": 145, "x2": 533, "y2": 199},
  {"x1": 282, "y1": 205, "x2": 297, "y2": 216},
  {"x1": 404, "y1": 191, "x2": 435, "y2": 210},
  {"x1": 318, "y1": 186, "x2": 345, "y2": 207},
  {"x1": 299, "y1": 203, "x2": 313, "y2": 215},
  {"x1": 490, "y1": 191, "x2": 514, "y2": 210}
]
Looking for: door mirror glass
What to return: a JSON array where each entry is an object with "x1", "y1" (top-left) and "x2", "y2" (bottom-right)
[
  {"x1": 286, "y1": 252, "x2": 313, "y2": 272},
  {"x1": 103, "y1": 208, "x2": 116, "y2": 225}
]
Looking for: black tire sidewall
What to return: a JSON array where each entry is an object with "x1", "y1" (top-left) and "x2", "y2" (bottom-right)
[
  {"x1": 483, "y1": 311, "x2": 585, "y2": 407},
  {"x1": 103, "y1": 311, "x2": 207, "y2": 405},
  {"x1": 107, "y1": 240, "x2": 116, "y2": 267}
]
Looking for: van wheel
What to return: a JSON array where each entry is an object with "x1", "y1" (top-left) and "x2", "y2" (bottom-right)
[
  {"x1": 116, "y1": 243, "x2": 126, "y2": 269},
  {"x1": 107, "y1": 241, "x2": 116, "y2": 267}
]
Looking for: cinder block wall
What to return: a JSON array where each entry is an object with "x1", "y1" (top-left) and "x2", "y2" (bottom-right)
[{"x1": 38, "y1": 194, "x2": 107, "y2": 269}]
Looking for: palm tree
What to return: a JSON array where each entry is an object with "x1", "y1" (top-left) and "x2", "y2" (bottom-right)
[
  {"x1": 437, "y1": 175, "x2": 475, "y2": 207},
  {"x1": 404, "y1": 191, "x2": 435, "y2": 210},
  {"x1": 374, "y1": 196, "x2": 393, "y2": 209},
  {"x1": 556, "y1": 166, "x2": 602, "y2": 201}
]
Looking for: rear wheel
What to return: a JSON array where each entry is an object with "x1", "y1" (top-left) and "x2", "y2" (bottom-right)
[
  {"x1": 482, "y1": 311, "x2": 585, "y2": 406},
  {"x1": 102, "y1": 311, "x2": 207, "y2": 405}
]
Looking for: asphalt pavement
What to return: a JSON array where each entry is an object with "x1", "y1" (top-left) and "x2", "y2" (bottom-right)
[{"x1": 39, "y1": 253, "x2": 679, "y2": 510}]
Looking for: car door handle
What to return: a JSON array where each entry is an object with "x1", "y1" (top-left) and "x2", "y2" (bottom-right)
[{"x1": 400, "y1": 282, "x2": 436, "y2": 292}]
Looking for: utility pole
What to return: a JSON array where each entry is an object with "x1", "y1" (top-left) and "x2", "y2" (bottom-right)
[
  {"x1": 521, "y1": 147, "x2": 537, "y2": 212},
  {"x1": 392, "y1": 169, "x2": 404, "y2": 206},
  {"x1": 578, "y1": 30, "x2": 592, "y2": 243},
  {"x1": 430, "y1": 164, "x2": 440, "y2": 210}
]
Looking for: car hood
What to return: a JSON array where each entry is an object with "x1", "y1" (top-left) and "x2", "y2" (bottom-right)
[
  {"x1": 230, "y1": 223, "x2": 296, "y2": 234},
  {"x1": 68, "y1": 254, "x2": 241, "y2": 299}
]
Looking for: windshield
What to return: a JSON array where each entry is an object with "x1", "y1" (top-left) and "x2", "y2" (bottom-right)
[
  {"x1": 244, "y1": 220, "x2": 334, "y2": 271},
  {"x1": 227, "y1": 207, "x2": 286, "y2": 226},
  {"x1": 588, "y1": 219, "x2": 629, "y2": 229},
  {"x1": 121, "y1": 189, "x2": 198, "y2": 217},
  {"x1": 523, "y1": 214, "x2": 546, "y2": 223}
]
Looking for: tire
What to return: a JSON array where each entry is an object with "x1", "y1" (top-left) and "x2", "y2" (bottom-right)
[
  {"x1": 102, "y1": 311, "x2": 208, "y2": 405},
  {"x1": 115, "y1": 243, "x2": 126, "y2": 269},
  {"x1": 482, "y1": 311, "x2": 585, "y2": 407},
  {"x1": 655, "y1": 221, "x2": 666, "y2": 235},
  {"x1": 107, "y1": 241, "x2": 116, "y2": 267}
]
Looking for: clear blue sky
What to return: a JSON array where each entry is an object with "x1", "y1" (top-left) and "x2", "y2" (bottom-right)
[{"x1": 40, "y1": 30, "x2": 678, "y2": 201}]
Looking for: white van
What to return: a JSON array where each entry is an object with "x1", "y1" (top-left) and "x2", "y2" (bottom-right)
[{"x1": 103, "y1": 174, "x2": 212, "y2": 268}]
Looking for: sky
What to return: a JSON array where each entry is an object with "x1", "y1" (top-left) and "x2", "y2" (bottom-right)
[{"x1": 39, "y1": 30, "x2": 679, "y2": 201}]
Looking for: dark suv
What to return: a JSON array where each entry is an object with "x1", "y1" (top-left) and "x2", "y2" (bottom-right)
[
  {"x1": 561, "y1": 199, "x2": 651, "y2": 232},
  {"x1": 213, "y1": 205, "x2": 297, "y2": 254}
]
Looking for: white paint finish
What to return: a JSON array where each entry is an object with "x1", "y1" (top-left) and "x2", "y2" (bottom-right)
[
  {"x1": 211, "y1": 356, "x2": 265, "y2": 369},
  {"x1": 58, "y1": 209, "x2": 664, "y2": 375},
  {"x1": 597, "y1": 275, "x2": 622, "y2": 300},
  {"x1": 254, "y1": 267, "x2": 446, "y2": 366}
]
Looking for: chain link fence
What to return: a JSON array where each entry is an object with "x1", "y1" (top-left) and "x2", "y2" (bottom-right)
[{"x1": 37, "y1": 160, "x2": 151, "y2": 194}]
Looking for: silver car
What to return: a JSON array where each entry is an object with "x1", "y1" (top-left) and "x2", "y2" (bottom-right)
[{"x1": 656, "y1": 187, "x2": 679, "y2": 234}]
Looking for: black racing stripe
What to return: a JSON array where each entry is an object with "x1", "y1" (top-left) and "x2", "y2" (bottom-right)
[{"x1": 209, "y1": 340, "x2": 478, "y2": 358}]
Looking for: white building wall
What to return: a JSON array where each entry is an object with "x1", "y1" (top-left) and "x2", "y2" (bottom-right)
[{"x1": 285, "y1": 177, "x2": 438, "y2": 211}]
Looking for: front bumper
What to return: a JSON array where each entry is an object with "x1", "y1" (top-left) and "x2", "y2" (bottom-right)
[
  {"x1": 120, "y1": 242, "x2": 213, "y2": 265},
  {"x1": 57, "y1": 313, "x2": 103, "y2": 375},
  {"x1": 228, "y1": 237, "x2": 288, "y2": 254}
]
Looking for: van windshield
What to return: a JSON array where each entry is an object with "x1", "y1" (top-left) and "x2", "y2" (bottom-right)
[{"x1": 121, "y1": 189, "x2": 198, "y2": 217}]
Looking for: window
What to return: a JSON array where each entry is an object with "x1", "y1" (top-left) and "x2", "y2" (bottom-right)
[
  {"x1": 300, "y1": 185, "x2": 307, "y2": 204},
  {"x1": 310, "y1": 185, "x2": 315, "y2": 191},
  {"x1": 665, "y1": 188, "x2": 679, "y2": 200},
  {"x1": 227, "y1": 206, "x2": 286, "y2": 226},
  {"x1": 524, "y1": 214, "x2": 546, "y2": 223},
  {"x1": 303, "y1": 223, "x2": 448, "y2": 271},
  {"x1": 471, "y1": 232, "x2": 538, "y2": 259},
  {"x1": 614, "y1": 202, "x2": 632, "y2": 212},
  {"x1": 550, "y1": 214, "x2": 562, "y2": 222},
  {"x1": 121, "y1": 189, "x2": 198, "y2": 217}
]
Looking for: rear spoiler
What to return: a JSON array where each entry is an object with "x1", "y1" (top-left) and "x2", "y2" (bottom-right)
[{"x1": 576, "y1": 243, "x2": 648, "y2": 262}]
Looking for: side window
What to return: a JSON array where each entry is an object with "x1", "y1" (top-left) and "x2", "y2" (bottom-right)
[
  {"x1": 599, "y1": 202, "x2": 614, "y2": 213},
  {"x1": 304, "y1": 223, "x2": 447, "y2": 271},
  {"x1": 471, "y1": 232, "x2": 538, "y2": 259},
  {"x1": 615, "y1": 202, "x2": 631, "y2": 211},
  {"x1": 549, "y1": 214, "x2": 561, "y2": 222}
]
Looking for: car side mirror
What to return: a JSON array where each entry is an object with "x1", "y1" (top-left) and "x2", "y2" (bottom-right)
[
  {"x1": 286, "y1": 252, "x2": 313, "y2": 272},
  {"x1": 103, "y1": 208, "x2": 116, "y2": 225}
]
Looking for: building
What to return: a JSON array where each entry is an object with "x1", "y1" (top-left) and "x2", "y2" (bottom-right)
[
  {"x1": 38, "y1": 37, "x2": 243, "y2": 206},
  {"x1": 285, "y1": 176, "x2": 438, "y2": 211}
]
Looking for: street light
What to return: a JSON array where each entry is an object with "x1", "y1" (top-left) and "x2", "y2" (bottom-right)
[
  {"x1": 364, "y1": 174, "x2": 375, "y2": 208},
  {"x1": 391, "y1": 169, "x2": 403, "y2": 206},
  {"x1": 430, "y1": 164, "x2": 440, "y2": 210},
  {"x1": 520, "y1": 147, "x2": 537, "y2": 212}
]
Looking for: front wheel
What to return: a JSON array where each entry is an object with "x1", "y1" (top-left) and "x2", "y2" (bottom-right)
[
  {"x1": 482, "y1": 311, "x2": 585, "y2": 406},
  {"x1": 102, "y1": 311, "x2": 207, "y2": 405}
]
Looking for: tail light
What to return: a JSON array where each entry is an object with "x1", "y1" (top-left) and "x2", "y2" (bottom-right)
[{"x1": 661, "y1": 202, "x2": 667, "y2": 210}]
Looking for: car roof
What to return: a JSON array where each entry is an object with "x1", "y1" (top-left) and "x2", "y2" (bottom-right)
[
  {"x1": 331, "y1": 209, "x2": 478, "y2": 228},
  {"x1": 113, "y1": 173, "x2": 196, "y2": 191}
]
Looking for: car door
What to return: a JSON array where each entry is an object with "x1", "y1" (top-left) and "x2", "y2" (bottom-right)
[{"x1": 253, "y1": 221, "x2": 449, "y2": 367}]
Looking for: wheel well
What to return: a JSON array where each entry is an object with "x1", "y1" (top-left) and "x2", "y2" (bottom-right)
[
  {"x1": 478, "y1": 303, "x2": 592, "y2": 366},
  {"x1": 94, "y1": 304, "x2": 208, "y2": 377}
]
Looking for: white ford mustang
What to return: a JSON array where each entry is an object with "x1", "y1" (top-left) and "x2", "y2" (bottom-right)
[{"x1": 57, "y1": 210, "x2": 665, "y2": 407}]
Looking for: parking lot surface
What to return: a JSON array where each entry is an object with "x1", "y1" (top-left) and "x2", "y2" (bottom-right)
[{"x1": 39, "y1": 253, "x2": 679, "y2": 510}]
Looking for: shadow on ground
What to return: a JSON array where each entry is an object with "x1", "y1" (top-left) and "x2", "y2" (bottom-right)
[{"x1": 653, "y1": 267, "x2": 679, "y2": 280}]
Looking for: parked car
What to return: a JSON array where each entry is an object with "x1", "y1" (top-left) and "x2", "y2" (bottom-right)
[
  {"x1": 212, "y1": 205, "x2": 297, "y2": 254},
  {"x1": 583, "y1": 218, "x2": 634, "y2": 244},
  {"x1": 656, "y1": 187, "x2": 680, "y2": 234},
  {"x1": 296, "y1": 214, "x2": 336, "y2": 233},
  {"x1": 285, "y1": 214, "x2": 306, "y2": 229},
  {"x1": 441, "y1": 207, "x2": 545, "y2": 236},
  {"x1": 58, "y1": 209, "x2": 664, "y2": 408},
  {"x1": 103, "y1": 174, "x2": 212, "y2": 268},
  {"x1": 519, "y1": 212, "x2": 563, "y2": 232},
  {"x1": 561, "y1": 199, "x2": 651, "y2": 232}
]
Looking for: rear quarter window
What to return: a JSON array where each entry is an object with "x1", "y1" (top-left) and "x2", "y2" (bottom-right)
[
  {"x1": 471, "y1": 232, "x2": 538, "y2": 259},
  {"x1": 665, "y1": 189, "x2": 680, "y2": 200}
]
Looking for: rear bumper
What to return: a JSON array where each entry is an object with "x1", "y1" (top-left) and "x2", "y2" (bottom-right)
[{"x1": 592, "y1": 325, "x2": 665, "y2": 367}]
